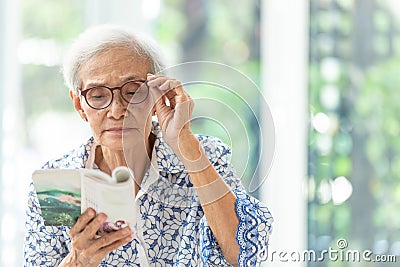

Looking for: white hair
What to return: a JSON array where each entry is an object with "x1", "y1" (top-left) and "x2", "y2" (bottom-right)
[{"x1": 62, "y1": 24, "x2": 166, "y2": 93}]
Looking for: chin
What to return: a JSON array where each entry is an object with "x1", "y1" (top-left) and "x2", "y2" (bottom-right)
[
  {"x1": 101, "y1": 139, "x2": 124, "y2": 151},
  {"x1": 100, "y1": 129, "x2": 147, "y2": 150}
]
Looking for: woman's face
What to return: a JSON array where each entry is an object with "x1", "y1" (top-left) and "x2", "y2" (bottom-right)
[{"x1": 74, "y1": 46, "x2": 153, "y2": 151}]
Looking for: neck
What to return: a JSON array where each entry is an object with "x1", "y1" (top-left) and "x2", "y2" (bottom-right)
[
  {"x1": 95, "y1": 146, "x2": 126, "y2": 175},
  {"x1": 95, "y1": 133, "x2": 155, "y2": 185}
]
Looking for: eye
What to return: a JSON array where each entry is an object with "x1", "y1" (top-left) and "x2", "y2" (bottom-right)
[
  {"x1": 91, "y1": 94, "x2": 106, "y2": 99},
  {"x1": 122, "y1": 82, "x2": 145, "y2": 96},
  {"x1": 87, "y1": 88, "x2": 110, "y2": 101},
  {"x1": 123, "y1": 82, "x2": 140, "y2": 91},
  {"x1": 121, "y1": 81, "x2": 148, "y2": 103}
]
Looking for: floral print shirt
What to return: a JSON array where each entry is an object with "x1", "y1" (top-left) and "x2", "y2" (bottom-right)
[{"x1": 24, "y1": 121, "x2": 273, "y2": 266}]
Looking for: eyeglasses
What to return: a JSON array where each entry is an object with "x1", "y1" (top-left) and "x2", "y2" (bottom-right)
[{"x1": 79, "y1": 80, "x2": 148, "y2": 110}]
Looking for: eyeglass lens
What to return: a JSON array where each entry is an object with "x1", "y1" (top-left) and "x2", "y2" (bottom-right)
[{"x1": 85, "y1": 81, "x2": 148, "y2": 109}]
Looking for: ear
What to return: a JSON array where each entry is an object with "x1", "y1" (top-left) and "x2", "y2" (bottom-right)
[{"x1": 70, "y1": 89, "x2": 88, "y2": 122}]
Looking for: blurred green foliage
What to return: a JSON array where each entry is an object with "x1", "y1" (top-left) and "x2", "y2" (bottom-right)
[
  {"x1": 22, "y1": 65, "x2": 73, "y2": 114},
  {"x1": 22, "y1": 0, "x2": 84, "y2": 40},
  {"x1": 356, "y1": 57, "x2": 400, "y2": 233},
  {"x1": 309, "y1": 0, "x2": 400, "y2": 265},
  {"x1": 21, "y1": 0, "x2": 84, "y2": 117}
]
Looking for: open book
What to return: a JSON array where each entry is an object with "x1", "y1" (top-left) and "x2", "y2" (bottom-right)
[{"x1": 32, "y1": 167, "x2": 136, "y2": 234}]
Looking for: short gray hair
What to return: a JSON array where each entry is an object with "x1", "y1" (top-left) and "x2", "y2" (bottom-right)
[{"x1": 62, "y1": 24, "x2": 166, "y2": 93}]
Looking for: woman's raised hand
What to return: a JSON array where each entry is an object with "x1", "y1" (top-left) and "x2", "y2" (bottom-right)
[
  {"x1": 147, "y1": 73, "x2": 194, "y2": 150},
  {"x1": 59, "y1": 208, "x2": 133, "y2": 267}
]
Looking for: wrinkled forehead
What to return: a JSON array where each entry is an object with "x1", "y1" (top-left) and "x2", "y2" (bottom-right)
[{"x1": 79, "y1": 46, "x2": 151, "y2": 88}]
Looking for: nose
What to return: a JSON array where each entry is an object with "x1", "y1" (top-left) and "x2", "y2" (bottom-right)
[{"x1": 107, "y1": 90, "x2": 127, "y2": 119}]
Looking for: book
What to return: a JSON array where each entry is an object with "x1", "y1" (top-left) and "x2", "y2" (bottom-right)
[{"x1": 32, "y1": 166, "x2": 136, "y2": 234}]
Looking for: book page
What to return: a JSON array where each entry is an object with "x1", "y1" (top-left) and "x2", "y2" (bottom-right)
[{"x1": 81, "y1": 170, "x2": 136, "y2": 234}]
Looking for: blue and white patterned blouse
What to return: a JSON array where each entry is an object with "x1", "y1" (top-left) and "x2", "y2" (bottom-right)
[{"x1": 24, "y1": 121, "x2": 273, "y2": 267}]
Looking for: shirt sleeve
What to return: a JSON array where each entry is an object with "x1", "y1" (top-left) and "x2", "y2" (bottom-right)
[
  {"x1": 197, "y1": 136, "x2": 274, "y2": 267},
  {"x1": 24, "y1": 182, "x2": 70, "y2": 267}
]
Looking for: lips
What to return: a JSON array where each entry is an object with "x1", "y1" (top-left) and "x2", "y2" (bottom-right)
[{"x1": 105, "y1": 127, "x2": 135, "y2": 133}]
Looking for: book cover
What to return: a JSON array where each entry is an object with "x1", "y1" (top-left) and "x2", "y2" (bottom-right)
[{"x1": 32, "y1": 167, "x2": 136, "y2": 233}]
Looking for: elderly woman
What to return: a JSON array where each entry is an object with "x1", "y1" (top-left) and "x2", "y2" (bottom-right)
[{"x1": 24, "y1": 24, "x2": 273, "y2": 267}]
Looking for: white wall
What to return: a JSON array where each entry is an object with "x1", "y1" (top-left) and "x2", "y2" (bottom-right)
[
  {"x1": 1, "y1": 0, "x2": 23, "y2": 266},
  {"x1": 260, "y1": 0, "x2": 309, "y2": 266}
]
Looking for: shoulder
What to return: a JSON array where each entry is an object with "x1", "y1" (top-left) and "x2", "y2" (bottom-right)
[
  {"x1": 41, "y1": 137, "x2": 95, "y2": 170},
  {"x1": 156, "y1": 133, "x2": 231, "y2": 160}
]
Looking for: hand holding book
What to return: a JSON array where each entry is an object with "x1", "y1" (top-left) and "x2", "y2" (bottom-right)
[
  {"x1": 32, "y1": 166, "x2": 137, "y2": 234},
  {"x1": 34, "y1": 167, "x2": 151, "y2": 266},
  {"x1": 59, "y1": 207, "x2": 135, "y2": 267}
]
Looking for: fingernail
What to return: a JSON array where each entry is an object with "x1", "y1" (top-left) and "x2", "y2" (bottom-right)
[
  {"x1": 88, "y1": 209, "x2": 94, "y2": 217},
  {"x1": 98, "y1": 213, "x2": 107, "y2": 220}
]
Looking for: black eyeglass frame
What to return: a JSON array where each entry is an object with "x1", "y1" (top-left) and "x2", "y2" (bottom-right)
[{"x1": 79, "y1": 79, "x2": 148, "y2": 110}]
